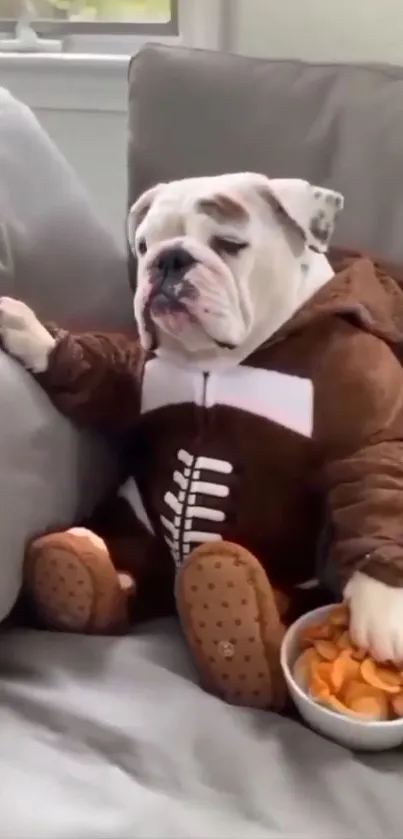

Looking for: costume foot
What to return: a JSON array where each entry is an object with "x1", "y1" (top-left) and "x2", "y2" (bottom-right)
[
  {"x1": 176, "y1": 541, "x2": 287, "y2": 710},
  {"x1": 24, "y1": 527, "x2": 135, "y2": 633}
]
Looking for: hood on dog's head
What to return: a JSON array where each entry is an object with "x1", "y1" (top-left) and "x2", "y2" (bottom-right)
[{"x1": 257, "y1": 178, "x2": 344, "y2": 254}]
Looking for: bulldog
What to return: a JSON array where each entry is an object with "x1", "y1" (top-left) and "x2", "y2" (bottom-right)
[
  {"x1": 129, "y1": 172, "x2": 339, "y2": 365},
  {"x1": 1, "y1": 172, "x2": 403, "y2": 709}
]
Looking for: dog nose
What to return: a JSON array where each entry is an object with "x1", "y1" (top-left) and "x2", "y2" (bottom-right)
[
  {"x1": 155, "y1": 246, "x2": 196, "y2": 277},
  {"x1": 149, "y1": 246, "x2": 197, "y2": 314}
]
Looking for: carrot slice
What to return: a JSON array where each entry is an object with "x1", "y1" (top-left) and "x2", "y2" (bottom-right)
[
  {"x1": 343, "y1": 679, "x2": 385, "y2": 705},
  {"x1": 360, "y1": 659, "x2": 401, "y2": 694},
  {"x1": 300, "y1": 622, "x2": 332, "y2": 647},
  {"x1": 351, "y1": 646, "x2": 366, "y2": 662},
  {"x1": 310, "y1": 673, "x2": 331, "y2": 700},
  {"x1": 293, "y1": 649, "x2": 321, "y2": 689},
  {"x1": 348, "y1": 694, "x2": 388, "y2": 721},
  {"x1": 372, "y1": 666, "x2": 402, "y2": 688},
  {"x1": 330, "y1": 650, "x2": 361, "y2": 693},
  {"x1": 315, "y1": 661, "x2": 334, "y2": 686},
  {"x1": 336, "y1": 631, "x2": 352, "y2": 651},
  {"x1": 309, "y1": 659, "x2": 336, "y2": 700},
  {"x1": 330, "y1": 652, "x2": 351, "y2": 693},
  {"x1": 321, "y1": 694, "x2": 360, "y2": 716},
  {"x1": 329, "y1": 605, "x2": 349, "y2": 628},
  {"x1": 391, "y1": 692, "x2": 403, "y2": 717},
  {"x1": 313, "y1": 640, "x2": 339, "y2": 661}
]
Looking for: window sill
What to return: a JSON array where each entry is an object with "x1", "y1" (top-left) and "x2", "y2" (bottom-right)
[
  {"x1": 0, "y1": 50, "x2": 142, "y2": 113},
  {"x1": 0, "y1": 0, "x2": 228, "y2": 114}
]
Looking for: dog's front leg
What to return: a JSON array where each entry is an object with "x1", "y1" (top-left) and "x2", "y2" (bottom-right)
[{"x1": 0, "y1": 297, "x2": 55, "y2": 372}]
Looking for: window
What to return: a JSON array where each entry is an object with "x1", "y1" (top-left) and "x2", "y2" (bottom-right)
[
  {"x1": 0, "y1": 0, "x2": 227, "y2": 111},
  {"x1": 0, "y1": 0, "x2": 182, "y2": 52},
  {"x1": 0, "y1": 0, "x2": 226, "y2": 54}
]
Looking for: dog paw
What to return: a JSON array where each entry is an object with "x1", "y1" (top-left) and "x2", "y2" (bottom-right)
[
  {"x1": 344, "y1": 571, "x2": 403, "y2": 663},
  {"x1": 0, "y1": 297, "x2": 55, "y2": 373}
]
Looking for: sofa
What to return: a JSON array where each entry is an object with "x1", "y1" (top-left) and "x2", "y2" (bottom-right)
[{"x1": 1, "y1": 44, "x2": 403, "y2": 837}]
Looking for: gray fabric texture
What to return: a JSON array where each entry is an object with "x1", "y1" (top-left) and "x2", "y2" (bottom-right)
[
  {"x1": 0, "y1": 620, "x2": 400, "y2": 839},
  {"x1": 0, "y1": 352, "x2": 117, "y2": 620},
  {"x1": 0, "y1": 86, "x2": 132, "y2": 329},
  {"x1": 0, "y1": 88, "x2": 124, "y2": 619},
  {"x1": 129, "y1": 46, "x2": 403, "y2": 265}
]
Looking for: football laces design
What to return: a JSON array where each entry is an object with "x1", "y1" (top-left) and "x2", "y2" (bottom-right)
[{"x1": 161, "y1": 449, "x2": 233, "y2": 566}]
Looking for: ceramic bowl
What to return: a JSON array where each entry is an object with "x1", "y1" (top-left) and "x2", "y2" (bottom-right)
[{"x1": 280, "y1": 605, "x2": 403, "y2": 751}]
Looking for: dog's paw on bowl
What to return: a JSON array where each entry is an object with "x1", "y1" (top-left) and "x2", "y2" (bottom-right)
[
  {"x1": 280, "y1": 604, "x2": 403, "y2": 751},
  {"x1": 294, "y1": 604, "x2": 403, "y2": 721}
]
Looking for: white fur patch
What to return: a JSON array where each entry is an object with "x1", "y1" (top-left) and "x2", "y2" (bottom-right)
[
  {"x1": 0, "y1": 297, "x2": 55, "y2": 373},
  {"x1": 344, "y1": 571, "x2": 403, "y2": 663}
]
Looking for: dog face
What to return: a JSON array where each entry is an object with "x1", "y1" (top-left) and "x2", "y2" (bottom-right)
[{"x1": 128, "y1": 173, "x2": 343, "y2": 361}]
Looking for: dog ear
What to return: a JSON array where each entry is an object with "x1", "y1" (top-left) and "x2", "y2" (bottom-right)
[
  {"x1": 127, "y1": 183, "x2": 164, "y2": 251},
  {"x1": 262, "y1": 178, "x2": 344, "y2": 253}
]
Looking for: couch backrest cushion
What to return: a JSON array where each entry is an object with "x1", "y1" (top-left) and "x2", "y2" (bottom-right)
[
  {"x1": 0, "y1": 87, "x2": 132, "y2": 330},
  {"x1": 128, "y1": 46, "x2": 403, "y2": 270}
]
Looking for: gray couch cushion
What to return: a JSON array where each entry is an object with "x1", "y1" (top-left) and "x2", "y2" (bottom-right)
[
  {"x1": 0, "y1": 353, "x2": 117, "y2": 621},
  {"x1": 0, "y1": 90, "x2": 126, "y2": 620},
  {"x1": 1, "y1": 620, "x2": 403, "y2": 838},
  {"x1": 128, "y1": 46, "x2": 403, "y2": 265},
  {"x1": 0, "y1": 87, "x2": 132, "y2": 330}
]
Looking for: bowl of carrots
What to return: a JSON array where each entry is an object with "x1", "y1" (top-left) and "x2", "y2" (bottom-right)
[{"x1": 280, "y1": 603, "x2": 403, "y2": 750}]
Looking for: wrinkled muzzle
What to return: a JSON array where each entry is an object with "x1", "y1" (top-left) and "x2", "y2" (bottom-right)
[{"x1": 134, "y1": 236, "x2": 249, "y2": 351}]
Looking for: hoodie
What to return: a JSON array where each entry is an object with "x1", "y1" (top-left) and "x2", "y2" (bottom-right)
[{"x1": 37, "y1": 252, "x2": 403, "y2": 595}]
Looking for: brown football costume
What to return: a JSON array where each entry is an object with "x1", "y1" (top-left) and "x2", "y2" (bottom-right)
[{"x1": 21, "y1": 252, "x2": 403, "y2": 710}]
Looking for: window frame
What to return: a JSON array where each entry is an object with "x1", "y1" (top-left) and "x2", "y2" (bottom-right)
[
  {"x1": 0, "y1": 0, "x2": 178, "y2": 37},
  {"x1": 0, "y1": 0, "x2": 229, "y2": 113},
  {"x1": 0, "y1": 0, "x2": 227, "y2": 54}
]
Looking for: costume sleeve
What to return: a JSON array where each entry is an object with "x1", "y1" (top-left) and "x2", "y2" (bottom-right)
[
  {"x1": 316, "y1": 325, "x2": 403, "y2": 589},
  {"x1": 35, "y1": 326, "x2": 143, "y2": 430}
]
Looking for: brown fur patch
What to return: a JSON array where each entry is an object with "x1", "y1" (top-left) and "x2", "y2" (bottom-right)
[{"x1": 197, "y1": 193, "x2": 249, "y2": 224}]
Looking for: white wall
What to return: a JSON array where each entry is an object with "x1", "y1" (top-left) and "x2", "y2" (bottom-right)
[
  {"x1": 233, "y1": 0, "x2": 403, "y2": 64},
  {"x1": 4, "y1": 0, "x2": 403, "y2": 238},
  {"x1": 37, "y1": 108, "x2": 127, "y2": 241}
]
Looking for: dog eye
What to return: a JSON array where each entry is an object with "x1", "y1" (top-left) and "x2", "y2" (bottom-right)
[
  {"x1": 137, "y1": 238, "x2": 147, "y2": 256},
  {"x1": 211, "y1": 236, "x2": 248, "y2": 256}
]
